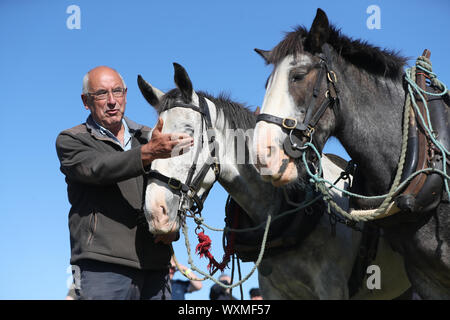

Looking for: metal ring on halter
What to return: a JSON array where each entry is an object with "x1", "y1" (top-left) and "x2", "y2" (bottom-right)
[
  {"x1": 327, "y1": 70, "x2": 337, "y2": 83},
  {"x1": 194, "y1": 225, "x2": 205, "y2": 235},
  {"x1": 305, "y1": 206, "x2": 314, "y2": 216},
  {"x1": 289, "y1": 130, "x2": 310, "y2": 151},
  {"x1": 305, "y1": 126, "x2": 315, "y2": 138}
]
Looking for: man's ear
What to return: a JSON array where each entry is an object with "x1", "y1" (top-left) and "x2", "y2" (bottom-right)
[{"x1": 81, "y1": 94, "x2": 91, "y2": 110}]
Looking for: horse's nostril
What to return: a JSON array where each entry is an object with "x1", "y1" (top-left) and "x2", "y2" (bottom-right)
[
  {"x1": 256, "y1": 153, "x2": 268, "y2": 169},
  {"x1": 268, "y1": 145, "x2": 278, "y2": 157},
  {"x1": 161, "y1": 205, "x2": 167, "y2": 216}
]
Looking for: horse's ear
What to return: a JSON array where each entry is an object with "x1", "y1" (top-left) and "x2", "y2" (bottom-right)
[
  {"x1": 305, "y1": 8, "x2": 330, "y2": 53},
  {"x1": 254, "y1": 48, "x2": 271, "y2": 64},
  {"x1": 137, "y1": 75, "x2": 165, "y2": 108},
  {"x1": 173, "y1": 62, "x2": 194, "y2": 103}
]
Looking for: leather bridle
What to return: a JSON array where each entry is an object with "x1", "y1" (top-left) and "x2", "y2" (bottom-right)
[
  {"x1": 256, "y1": 44, "x2": 340, "y2": 159},
  {"x1": 144, "y1": 95, "x2": 220, "y2": 217}
]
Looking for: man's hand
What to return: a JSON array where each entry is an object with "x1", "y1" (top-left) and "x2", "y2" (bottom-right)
[{"x1": 142, "y1": 118, "x2": 194, "y2": 167}]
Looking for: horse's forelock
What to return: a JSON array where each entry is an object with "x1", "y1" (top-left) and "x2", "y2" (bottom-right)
[
  {"x1": 157, "y1": 88, "x2": 183, "y2": 114},
  {"x1": 269, "y1": 26, "x2": 308, "y2": 65}
]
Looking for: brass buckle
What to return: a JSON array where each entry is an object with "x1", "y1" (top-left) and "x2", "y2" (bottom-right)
[
  {"x1": 282, "y1": 118, "x2": 298, "y2": 130},
  {"x1": 327, "y1": 70, "x2": 337, "y2": 83},
  {"x1": 213, "y1": 162, "x2": 220, "y2": 175},
  {"x1": 187, "y1": 187, "x2": 196, "y2": 198},
  {"x1": 305, "y1": 126, "x2": 315, "y2": 137},
  {"x1": 168, "y1": 178, "x2": 182, "y2": 190}
]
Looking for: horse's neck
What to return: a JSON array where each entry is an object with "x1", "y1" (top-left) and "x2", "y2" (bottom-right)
[
  {"x1": 213, "y1": 110, "x2": 285, "y2": 224},
  {"x1": 335, "y1": 62, "x2": 406, "y2": 196}
]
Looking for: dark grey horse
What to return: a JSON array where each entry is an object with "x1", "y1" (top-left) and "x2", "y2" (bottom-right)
[{"x1": 253, "y1": 9, "x2": 449, "y2": 299}]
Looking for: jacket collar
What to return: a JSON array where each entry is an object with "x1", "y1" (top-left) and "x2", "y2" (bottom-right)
[{"x1": 85, "y1": 115, "x2": 151, "y2": 144}]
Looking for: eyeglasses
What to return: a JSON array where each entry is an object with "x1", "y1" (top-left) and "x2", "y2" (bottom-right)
[{"x1": 87, "y1": 87, "x2": 126, "y2": 100}]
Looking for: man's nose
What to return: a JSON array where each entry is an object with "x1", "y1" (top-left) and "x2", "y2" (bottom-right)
[{"x1": 106, "y1": 91, "x2": 117, "y2": 106}]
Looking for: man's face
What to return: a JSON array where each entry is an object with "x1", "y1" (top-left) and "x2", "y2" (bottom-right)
[{"x1": 82, "y1": 67, "x2": 127, "y2": 131}]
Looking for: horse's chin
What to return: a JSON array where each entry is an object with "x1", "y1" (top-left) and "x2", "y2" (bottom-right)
[
  {"x1": 149, "y1": 219, "x2": 179, "y2": 235},
  {"x1": 269, "y1": 167, "x2": 298, "y2": 187},
  {"x1": 271, "y1": 174, "x2": 297, "y2": 187},
  {"x1": 258, "y1": 160, "x2": 299, "y2": 187}
]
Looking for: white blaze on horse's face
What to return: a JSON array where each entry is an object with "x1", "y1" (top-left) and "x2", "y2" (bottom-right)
[
  {"x1": 254, "y1": 54, "x2": 311, "y2": 186},
  {"x1": 144, "y1": 99, "x2": 216, "y2": 235}
]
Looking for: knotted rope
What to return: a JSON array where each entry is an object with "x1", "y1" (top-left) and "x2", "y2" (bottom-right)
[{"x1": 180, "y1": 213, "x2": 273, "y2": 290}]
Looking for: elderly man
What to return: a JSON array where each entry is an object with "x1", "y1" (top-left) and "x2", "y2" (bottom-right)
[{"x1": 56, "y1": 66, "x2": 193, "y2": 300}]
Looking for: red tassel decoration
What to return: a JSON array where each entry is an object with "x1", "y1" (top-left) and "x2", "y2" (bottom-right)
[{"x1": 195, "y1": 231, "x2": 232, "y2": 274}]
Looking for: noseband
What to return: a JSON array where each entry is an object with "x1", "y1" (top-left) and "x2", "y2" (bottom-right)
[
  {"x1": 144, "y1": 95, "x2": 220, "y2": 217},
  {"x1": 256, "y1": 44, "x2": 340, "y2": 159}
]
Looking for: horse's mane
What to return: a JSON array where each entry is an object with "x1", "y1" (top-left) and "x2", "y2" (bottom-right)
[
  {"x1": 159, "y1": 88, "x2": 256, "y2": 130},
  {"x1": 200, "y1": 91, "x2": 256, "y2": 130},
  {"x1": 269, "y1": 25, "x2": 407, "y2": 79}
]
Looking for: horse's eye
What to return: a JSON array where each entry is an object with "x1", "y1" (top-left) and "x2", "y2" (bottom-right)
[
  {"x1": 184, "y1": 126, "x2": 194, "y2": 136},
  {"x1": 291, "y1": 73, "x2": 306, "y2": 82}
]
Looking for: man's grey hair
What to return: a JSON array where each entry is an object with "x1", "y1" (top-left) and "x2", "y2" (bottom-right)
[{"x1": 82, "y1": 68, "x2": 127, "y2": 94}]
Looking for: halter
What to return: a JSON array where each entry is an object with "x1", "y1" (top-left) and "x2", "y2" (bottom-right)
[
  {"x1": 144, "y1": 95, "x2": 220, "y2": 222},
  {"x1": 256, "y1": 43, "x2": 340, "y2": 158}
]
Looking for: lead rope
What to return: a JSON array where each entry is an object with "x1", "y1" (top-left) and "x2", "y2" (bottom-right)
[
  {"x1": 236, "y1": 255, "x2": 244, "y2": 300},
  {"x1": 228, "y1": 254, "x2": 244, "y2": 300},
  {"x1": 177, "y1": 186, "x2": 326, "y2": 289},
  {"x1": 179, "y1": 213, "x2": 272, "y2": 290}
]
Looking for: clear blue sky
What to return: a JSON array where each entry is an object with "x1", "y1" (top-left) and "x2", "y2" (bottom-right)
[{"x1": 0, "y1": 0, "x2": 448, "y2": 300}]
